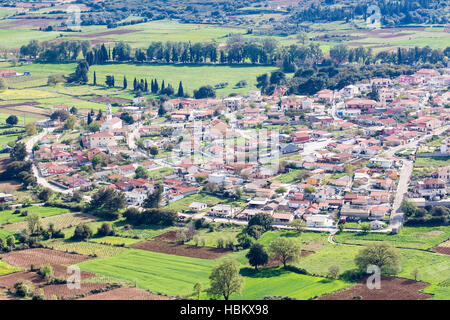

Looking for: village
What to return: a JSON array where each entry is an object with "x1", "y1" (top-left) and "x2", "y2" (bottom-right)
[{"x1": 3, "y1": 66, "x2": 446, "y2": 236}]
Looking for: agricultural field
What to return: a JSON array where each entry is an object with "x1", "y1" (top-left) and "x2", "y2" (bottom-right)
[
  {"x1": 235, "y1": 267, "x2": 351, "y2": 300},
  {"x1": 333, "y1": 226, "x2": 450, "y2": 250},
  {"x1": 165, "y1": 193, "x2": 247, "y2": 212},
  {"x1": 0, "y1": 260, "x2": 20, "y2": 276},
  {"x1": 77, "y1": 248, "x2": 218, "y2": 296},
  {"x1": 91, "y1": 236, "x2": 143, "y2": 247},
  {"x1": 45, "y1": 239, "x2": 127, "y2": 258},
  {"x1": 0, "y1": 206, "x2": 70, "y2": 226},
  {"x1": 2, "y1": 212, "x2": 97, "y2": 232}
]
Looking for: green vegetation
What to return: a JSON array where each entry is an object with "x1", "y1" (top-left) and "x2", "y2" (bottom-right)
[
  {"x1": 334, "y1": 226, "x2": 450, "y2": 250},
  {"x1": 0, "y1": 206, "x2": 69, "y2": 226},
  {"x1": 0, "y1": 260, "x2": 20, "y2": 276},
  {"x1": 78, "y1": 248, "x2": 218, "y2": 296},
  {"x1": 236, "y1": 267, "x2": 351, "y2": 300},
  {"x1": 91, "y1": 236, "x2": 143, "y2": 246}
]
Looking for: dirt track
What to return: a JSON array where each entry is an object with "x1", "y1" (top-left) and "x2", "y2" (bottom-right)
[{"x1": 77, "y1": 287, "x2": 172, "y2": 300}]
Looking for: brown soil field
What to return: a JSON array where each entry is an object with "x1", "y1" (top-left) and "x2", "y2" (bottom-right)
[
  {"x1": 0, "y1": 293, "x2": 19, "y2": 300},
  {"x1": 0, "y1": 101, "x2": 39, "y2": 108},
  {"x1": 1, "y1": 248, "x2": 94, "y2": 280},
  {"x1": 0, "y1": 180, "x2": 22, "y2": 193},
  {"x1": 0, "y1": 271, "x2": 47, "y2": 289},
  {"x1": 72, "y1": 29, "x2": 141, "y2": 38},
  {"x1": 317, "y1": 276, "x2": 433, "y2": 300},
  {"x1": 130, "y1": 240, "x2": 231, "y2": 259},
  {"x1": 153, "y1": 230, "x2": 178, "y2": 241},
  {"x1": 0, "y1": 18, "x2": 61, "y2": 28},
  {"x1": 90, "y1": 96, "x2": 131, "y2": 105},
  {"x1": 77, "y1": 287, "x2": 173, "y2": 300},
  {"x1": 38, "y1": 283, "x2": 109, "y2": 300},
  {"x1": 0, "y1": 158, "x2": 11, "y2": 171},
  {"x1": 433, "y1": 240, "x2": 450, "y2": 255}
]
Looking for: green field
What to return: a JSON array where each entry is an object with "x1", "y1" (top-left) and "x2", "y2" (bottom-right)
[
  {"x1": 91, "y1": 236, "x2": 143, "y2": 246},
  {"x1": 165, "y1": 193, "x2": 247, "y2": 212},
  {"x1": 4, "y1": 62, "x2": 277, "y2": 100},
  {"x1": 78, "y1": 248, "x2": 218, "y2": 296},
  {"x1": 236, "y1": 267, "x2": 351, "y2": 300},
  {"x1": 334, "y1": 226, "x2": 450, "y2": 250},
  {"x1": 271, "y1": 169, "x2": 302, "y2": 183},
  {"x1": 0, "y1": 228, "x2": 15, "y2": 240},
  {"x1": 46, "y1": 239, "x2": 127, "y2": 258},
  {"x1": 0, "y1": 206, "x2": 70, "y2": 226},
  {"x1": 0, "y1": 260, "x2": 20, "y2": 276}
]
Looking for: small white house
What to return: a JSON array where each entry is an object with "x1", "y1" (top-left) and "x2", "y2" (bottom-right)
[
  {"x1": 370, "y1": 220, "x2": 385, "y2": 230},
  {"x1": 189, "y1": 202, "x2": 207, "y2": 212},
  {"x1": 305, "y1": 215, "x2": 334, "y2": 228},
  {"x1": 209, "y1": 205, "x2": 238, "y2": 218}
]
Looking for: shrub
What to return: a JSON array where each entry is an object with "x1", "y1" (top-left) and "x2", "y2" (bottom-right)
[
  {"x1": 14, "y1": 281, "x2": 34, "y2": 297},
  {"x1": 97, "y1": 222, "x2": 114, "y2": 237}
]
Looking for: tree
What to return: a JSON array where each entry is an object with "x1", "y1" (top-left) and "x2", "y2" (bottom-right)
[
  {"x1": 411, "y1": 268, "x2": 420, "y2": 281},
  {"x1": 237, "y1": 232, "x2": 254, "y2": 249},
  {"x1": 354, "y1": 243, "x2": 401, "y2": 275},
  {"x1": 330, "y1": 44, "x2": 349, "y2": 64},
  {"x1": 246, "y1": 243, "x2": 269, "y2": 271},
  {"x1": 27, "y1": 212, "x2": 42, "y2": 235},
  {"x1": 304, "y1": 186, "x2": 316, "y2": 194},
  {"x1": 275, "y1": 187, "x2": 287, "y2": 194},
  {"x1": 90, "y1": 188, "x2": 126, "y2": 218},
  {"x1": 105, "y1": 75, "x2": 115, "y2": 87},
  {"x1": 361, "y1": 223, "x2": 370, "y2": 233},
  {"x1": 93, "y1": 71, "x2": 97, "y2": 85},
  {"x1": 0, "y1": 77, "x2": 7, "y2": 90},
  {"x1": 97, "y1": 222, "x2": 114, "y2": 237},
  {"x1": 208, "y1": 259, "x2": 244, "y2": 300},
  {"x1": 248, "y1": 213, "x2": 273, "y2": 232},
  {"x1": 193, "y1": 85, "x2": 216, "y2": 99},
  {"x1": 72, "y1": 223, "x2": 92, "y2": 241},
  {"x1": 143, "y1": 185, "x2": 162, "y2": 209},
  {"x1": 328, "y1": 265, "x2": 340, "y2": 279},
  {"x1": 64, "y1": 115, "x2": 77, "y2": 130},
  {"x1": 401, "y1": 198, "x2": 417, "y2": 217},
  {"x1": 135, "y1": 166, "x2": 149, "y2": 179},
  {"x1": 149, "y1": 146, "x2": 159, "y2": 156},
  {"x1": 10, "y1": 142, "x2": 27, "y2": 161},
  {"x1": 6, "y1": 115, "x2": 18, "y2": 126},
  {"x1": 40, "y1": 264, "x2": 54, "y2": 282},
  {"x1": 193, "y1": 282, "x2": 202, "y2": 300},
  {"x1": 26, "y1": 123, "x2": 37, "y2": 135},
  {"x1": 177, "y1": 81, "x2": 184, "y2": 97},
  {"x1": 290, "y1": 219, "x2": 306, "y2": 234},
  {"x1": 67, "y1": 61, "x2": 89, "y2": 84},
  {"x1": 38, "y1": 188, "x2": 53, "y2": 202},
  {"x1": 268, "y1": 237, "x2": 301, "y2": 268},
  {"x1": 123, "y1": 76, "x2": 127, "y2": 89}
]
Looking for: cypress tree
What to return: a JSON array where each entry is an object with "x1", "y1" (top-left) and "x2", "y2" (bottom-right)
[
  {"x1": 133, "y1": 78, "x2": 137, "y2": 91},
  {"x1": 161, "y1": 80, "x2": 165, "y2": 92},
  {"x1": 144, "y1": 79, "x2": 148, "y2": 92},
  {"x1": 93, "y1": 71, "x2": 97, "y2": 85},
  {"x1": 151, "y1": 79, "x2": 155, "y2": 93},
  {"x1": 87, "y1": 112, "x2": 92, "y2": 125},
  {"x1": 154, "y1": 79, "x2": 159, "y2": 93},
  {"x1": 123, "y1": 76, "x2": 127, "y2": 89},
  {"x1": 177, "y1": 81, "x2": 184, "y2": 97}
]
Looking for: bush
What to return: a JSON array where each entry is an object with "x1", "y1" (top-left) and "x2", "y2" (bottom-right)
[
  {"x1": 72, "y1": 224, "x2": 92, "y2": 241},
  {"x1": 97, "y1": 222, "x2": 114, "y2": 237},
  {"x1": 284, "y1": 265, "x2": 308, "y2": 275},
  {"x1": 14, "y1": 281, "x2": 34, "y2": 297}
]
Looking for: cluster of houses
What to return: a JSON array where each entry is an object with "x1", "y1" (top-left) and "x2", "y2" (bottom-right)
[{"x1": 29, "y1": 66, "x2": 449, "y2": 230}]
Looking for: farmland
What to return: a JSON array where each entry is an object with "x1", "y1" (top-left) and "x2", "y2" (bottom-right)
[
  {"x1": 0, "y1": 206, "x2": 70, "y2": 226},
  {"x1": 333, "y1": 226, "x2": 450, "y2": 250},
  {"x1": 236, "y1": 267, "x2": 351, "y2": 300},
  {"x1": 77, "y1": 248, "x2": 218, "y2": 296}
]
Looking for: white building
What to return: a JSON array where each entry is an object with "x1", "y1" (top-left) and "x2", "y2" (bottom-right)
[
  {"x1": 305, "y1": 215, "x2": 334, "y2": 228},
  {"x1": 223, "y1": 96, "x2": 242, "y2": 110},
  {"x1": 189, "y1": 202, "x2": 207, "y2": 212},
  {"x1": 209, "y1": 205, "x2": 239, "y2": 218},
  {"x1": 440, "y1": 137, "x2": 450, "y2": 154},
  {"x1": 100, "y1": 117, "x2": 122, "y2": 132},
  {"x1": 208, "y1": 173, "x2": 226, "y2": 184}
]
